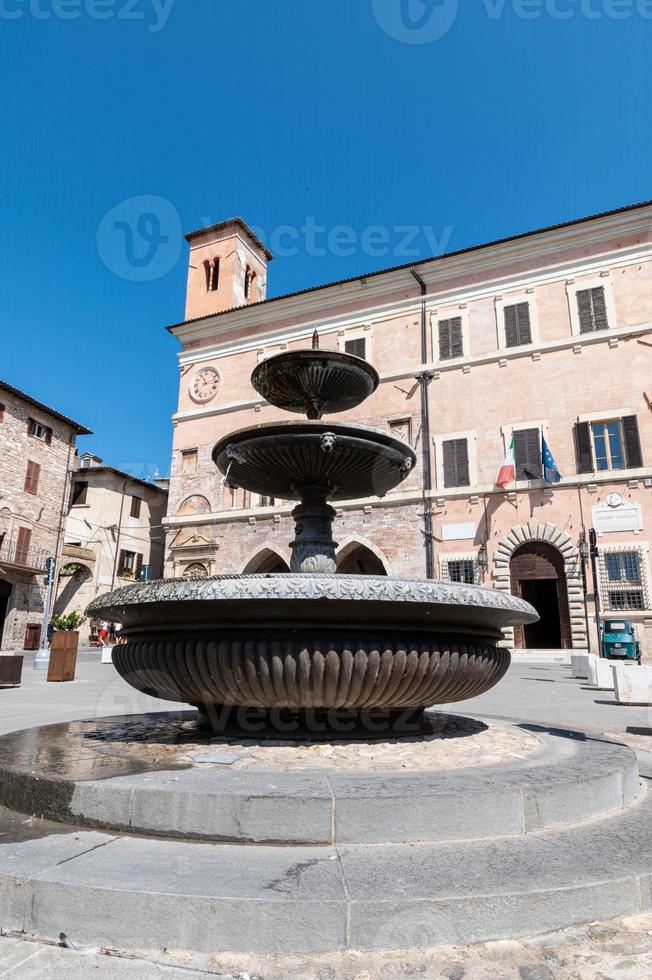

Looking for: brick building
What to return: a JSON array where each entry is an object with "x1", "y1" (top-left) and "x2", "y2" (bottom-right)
[
  {"x1": 0, "y1": 381, "x2": 90, "y2": 651},
  {"x1": 164, "y1": 205, "x2": 652, "y2": 655},
  {"x1": 56, "y1": 455, "x2": 168, "y2": 643}
]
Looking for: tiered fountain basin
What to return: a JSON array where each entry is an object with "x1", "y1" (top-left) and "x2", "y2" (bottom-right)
[{"x1": 87, "y1": 574, "x2": 536, "y2": 732}]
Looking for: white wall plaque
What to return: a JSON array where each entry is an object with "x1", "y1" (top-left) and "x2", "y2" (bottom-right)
[
  {"x1": 592, "y1": 493, "x2": 643, "y2": 534},
  {"x1": 441, "y1": 522, "x2": 476, "y2": 542}
]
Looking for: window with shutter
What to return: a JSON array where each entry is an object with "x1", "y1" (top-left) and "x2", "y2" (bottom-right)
[
  {"x1": 344, "y1": 337, "x2": 366, "y2": 359},
  {"x1": 117, "y1": 549, "x2": 127, "y2": 576},
  {"x1": 590, "y1": 421, "x2": 625, "y2": 471},
  {"x1": 574, "y1": 422, "x2": 593, "y2": 474},
  {"x1": 15, "y1": 527, "x2": 31, "y2": 566},
  {"x1": 504, "y1": 303, "x2": 532, "y2": 347},
  {"x1": 622, "y1": 416, "x2": 643, "y2": 468},
  {"x1": 24, "y1": 461, "x2": 40, "y2": 495},
  {"x1": 438, "y1": 317, "x2": 463, "y2": 360},
  {"x1": 577, "y1": 287, "x2": 609, "y2": 333},
  {"x1": 513, "y1": 428, "x2": 542, "y2": 480},
  {"x1": 130, "y1": 496, "x2": 142, "y2": 519},
  {"x1": 442, "y1": 439, "x2": 470, "y2": 488},
  {"x1": 135, "y1": 553, "x2": 144, "y2": 580}
]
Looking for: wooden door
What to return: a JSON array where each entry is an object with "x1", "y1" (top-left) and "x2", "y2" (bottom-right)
[{"x1": 24, "y1": 623, "x2": 41, "y2": 650}]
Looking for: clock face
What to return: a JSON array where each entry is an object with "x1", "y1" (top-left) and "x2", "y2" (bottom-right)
[{"x1": 190, "y1": 366, "x2": 220, "y2": 404}]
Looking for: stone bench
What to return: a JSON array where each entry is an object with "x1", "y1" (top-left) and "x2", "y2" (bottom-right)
[
  {"x1": 586, "y1": 656, "x2": 615, "y2": 691},
  {"x1": 612, "y1": 663, "x2": 652, "y2": 705}
]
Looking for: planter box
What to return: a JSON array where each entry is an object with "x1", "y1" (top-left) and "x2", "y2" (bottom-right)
[
  {"x1": 47, "y1": 632, "x2": 79, "y2": 682},
  {"x1": 0, "y1": 655, "x2": 23, "y2": 687}
]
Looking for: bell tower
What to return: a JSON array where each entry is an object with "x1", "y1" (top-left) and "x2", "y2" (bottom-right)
[{"x1": 183, "y1": 217, "x2": 273, "y2": 321}]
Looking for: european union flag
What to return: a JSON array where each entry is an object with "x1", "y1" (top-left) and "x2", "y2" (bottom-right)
[{"x1": 542, "y1": 434, "x2": 562, "y2": 484}]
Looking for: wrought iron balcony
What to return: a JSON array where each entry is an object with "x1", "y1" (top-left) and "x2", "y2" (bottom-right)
[{"x1": 0, "y1": 538, "x2": 48, "y2": 574}]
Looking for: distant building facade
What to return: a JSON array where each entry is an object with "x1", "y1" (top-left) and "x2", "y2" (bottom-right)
[
  {"x1": 0, "y1": 381, "x2": 90, "y2": 651},
  {"x1": 56, "y1": 455, "x2": 168, "y2": 642},
  {"x1": 163, "y1": 205, "x2": 652, "y2": 655}
]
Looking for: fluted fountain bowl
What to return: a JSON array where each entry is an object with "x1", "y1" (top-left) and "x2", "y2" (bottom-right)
[
  {"x1": 213, "y1": 421, "x2": 417, "y2": 501},
  {"x1": 86, "y1": 574, "x2": 538, "y2": 734},
  {"x1": 251, "y1": 349, "x2": 379, "y2": 419}
]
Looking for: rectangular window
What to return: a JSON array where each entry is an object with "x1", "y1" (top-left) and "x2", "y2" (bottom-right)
[
  {"x1": 447, "y1": 559, "x2": 476, "y2": 585},
  {"x1": 181, "y1": 449, "x2": 198, "y2": 474},
  {"x1": 600, "y1": 550, "x2": 649, "y2": 612},
  {"x1": 591, "y1": 420, "x2": 625, "y2": 472},
  {"x1": 15, "y1": 527, "x2": 32, "y2": 566},
  {"x1": 577, "y1": 287, "x2": 608, "y2": 333},
  {"x1": 438, "y1": 317, "x2": 463, "y2": 360},
  {"x1": 27, "y1": 419, "x2": 52, "y2": 443},
  {"x1": 442, "y1": 439, "x2": 470, "y2": 488},
  {"x1": 513, "y1": 428, "x2": 542, "y2": 480},
  {"x1": 118, "y1": 549, "x2": 138, "y2": 576},
  {"x1": 504, "y1": 303, "x2": 532, "y2": 347},
  {"x1": 24, "y1": 460, "x2": 40, "y2": 495},
  {"x1": 130, "y1": 496, "x2": 142, "y2": 519},
  {"x1": 71, "y1": 481, "x2": 88, "y2": 506},
  {"x1": 344, "y1": 337, "x2": 366, "y2": 359}
]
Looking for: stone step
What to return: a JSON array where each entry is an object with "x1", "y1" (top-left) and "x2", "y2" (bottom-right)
[
  {"x1": 2, "y1": 787, "x2": 651, "y2": 955},
  {"x1": 0, "y1": 725, "x2": 638, "y2": 845}
]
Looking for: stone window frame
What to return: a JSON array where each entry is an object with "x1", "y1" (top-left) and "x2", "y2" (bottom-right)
[
  {"x1": 337, "y1": 323, "x2": 373, "y2": 363},
  {"x1": 598, "y1": 542, "x2": 651, "y2": 615},
  {"x1": 180, "y1": 448, "x2": 198, "y2": 475},
  {"x1": 430, "y1": 306, "x2": 471, "y2": 366},
  {"x1": 433, "y1": 429, "x2": 478, "y2": 491},
  {"x1": 565, "y1": 272, "x2": 617, "y2": 338},
  {"x1": 494, "y1": 290, "x2": 540, "y2": 353},
  {"x1": 386, "y1": 414, "x2": 414, "y2": 447}
]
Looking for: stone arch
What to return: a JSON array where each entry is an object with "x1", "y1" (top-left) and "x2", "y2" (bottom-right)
[
  {"x1": 336, "y1": 536, "x2": 391, "y2": 576},
  {"x1": 493, "y1": 519, "x2": 585, "y2": 649},
  {"x1": 242, "y1": 545, "x2": 291, "y2": 574},
  {"x1": 54, "y1": 561, "x2": 94, "y2": 616}
]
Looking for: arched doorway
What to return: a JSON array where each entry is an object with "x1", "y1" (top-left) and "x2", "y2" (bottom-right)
[
  {"x1": 510, "y1": 542, "x2": 572, "y2": 649},
  {"x1": 243, "y1": 548, "x2": 290, "y2": 574},
  {"x1": 337, "y1": 542, "x2": 388, "y2": 575}
]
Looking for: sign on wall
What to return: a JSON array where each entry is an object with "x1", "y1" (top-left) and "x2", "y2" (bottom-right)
[
  {"x1": 592, "y1": 493, "x2": 643, "y2": 534},
  {"x1": 441, "y1": 522, "x2": 477, "y2": 542}
]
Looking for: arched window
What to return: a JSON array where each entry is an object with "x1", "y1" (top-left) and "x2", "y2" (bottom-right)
[
  {"x1": 244, "y1": 266, "x2": 257, "y2": 300},
  {"x1": 204, "y1": 257, "x2": 220, "y2": 292},
  {"x1": 177, "y1": 495, "x2": 211, "y2": 516}
]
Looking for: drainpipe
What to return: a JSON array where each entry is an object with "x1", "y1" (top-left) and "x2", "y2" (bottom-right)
[{"x1": 410, "y1": 267, "x2": 435, "y2": 579}]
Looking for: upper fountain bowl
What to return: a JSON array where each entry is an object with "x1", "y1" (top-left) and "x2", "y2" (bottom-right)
[{"x1": 251, "y1": 349, "x2": 379, "y2": 419}]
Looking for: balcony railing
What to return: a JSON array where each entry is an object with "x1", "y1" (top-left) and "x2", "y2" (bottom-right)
[{"x1": 0, "y1": 538, "x2": 48, "y2": 573}]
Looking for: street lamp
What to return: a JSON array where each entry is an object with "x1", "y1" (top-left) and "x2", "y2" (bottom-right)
[{"x1": 477, "y1": 540, "x2": 489, "y2": 582}]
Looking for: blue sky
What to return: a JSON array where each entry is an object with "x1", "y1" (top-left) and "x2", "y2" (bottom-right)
[{"x1": 1, "y1": 0, "x2": 650, "y2": 476}]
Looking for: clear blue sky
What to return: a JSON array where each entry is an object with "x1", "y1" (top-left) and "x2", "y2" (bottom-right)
[{"x1": 1, "y1": 0, "x2": 650, "y2": 477}]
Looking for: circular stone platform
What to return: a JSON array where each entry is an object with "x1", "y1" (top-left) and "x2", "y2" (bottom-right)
[{"x1": 0, "y1": 711, "x2": 649, "y2": 956}]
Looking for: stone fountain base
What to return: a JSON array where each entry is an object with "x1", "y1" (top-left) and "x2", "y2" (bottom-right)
[{"x1": 0, "y1": 712, "x2": 649, "y2": 955}]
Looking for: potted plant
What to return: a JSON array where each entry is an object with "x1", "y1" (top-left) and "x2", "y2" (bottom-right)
[{"x1": 48, "y1": 611, "x2": 86, "y2": 682}]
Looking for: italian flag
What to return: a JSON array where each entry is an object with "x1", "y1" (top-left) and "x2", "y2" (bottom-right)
[{"x1": 496, "y1": 437, "x2": 515, "y2": 488}]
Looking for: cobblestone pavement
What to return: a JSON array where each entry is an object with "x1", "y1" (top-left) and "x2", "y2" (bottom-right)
[{"x1": 2, "y1": 914, "x2": 652, "y2": 978}]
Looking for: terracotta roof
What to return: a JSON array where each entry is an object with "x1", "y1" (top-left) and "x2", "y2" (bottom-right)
[
  {"x1": 167, "y1": 197, "x2": 652, "y2": 334},
  {"x1": 184, "y1": 216, "x2": 274, "y2": 261},
  {"x1": 74, "y1": 465, "x2": 168, "y2": 495},
  {"x1": 0, "y1": 379, "x2": 92, "y2": 435}
]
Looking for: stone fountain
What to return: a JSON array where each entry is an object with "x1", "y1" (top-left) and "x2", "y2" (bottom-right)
[{"x1": 88, "y1": 335, "x2": 537, "y2": 733}]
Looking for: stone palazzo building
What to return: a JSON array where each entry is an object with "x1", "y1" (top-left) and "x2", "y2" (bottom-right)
[
  {"x1": 0, "y1": 381, "x2": 90, "y2": 651},
  {"x1": 56, "y1": 455, "x2": 168, "y2": 643},
  {"x1": 164, "y1": 204, "x2": 652, "y2": 654}
]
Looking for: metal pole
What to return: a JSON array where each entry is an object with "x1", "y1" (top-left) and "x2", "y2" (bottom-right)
[
  {"x1": 589, "y1": 528, "x2": 604, "y2": 658},
  {"x1": 410, "y1": 267, "x2": 435, "y2": 579},
  {"x1": 33, "y1": 557, "x2": 55, "y2": 670}
]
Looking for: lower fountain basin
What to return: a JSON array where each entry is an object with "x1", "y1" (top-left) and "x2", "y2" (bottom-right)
[{"x1": 87, "y1": 575, "x2": 537, "y2": 732}]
